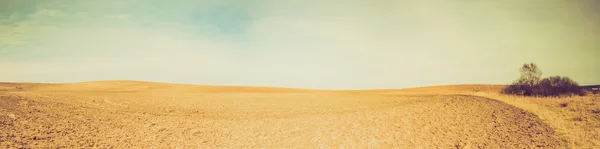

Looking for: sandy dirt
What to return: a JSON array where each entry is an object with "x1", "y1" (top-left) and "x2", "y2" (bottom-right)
[{"x1": 1, "y1": 82, "x2": 563, "y2": 148}]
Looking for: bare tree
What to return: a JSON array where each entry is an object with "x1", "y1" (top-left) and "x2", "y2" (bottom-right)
[
  {"x1": 510, "y1": 63, "x2": 542, "y2": 96},
  {"x1": 518, "y1": 63, "x2": 542, "y2": 85}
]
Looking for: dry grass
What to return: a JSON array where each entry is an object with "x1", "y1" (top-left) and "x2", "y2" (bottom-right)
[
  {"x1": 399, "y1": 85, "x2": 600, "y2": 149},
  {"x1": 487, "y1": 94, "x2": 600, "y2": 149}
]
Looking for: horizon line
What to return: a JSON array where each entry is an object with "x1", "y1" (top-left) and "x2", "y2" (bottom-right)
[{"x1": 0, "y1": 79, "x2": 511, "y2": 91}]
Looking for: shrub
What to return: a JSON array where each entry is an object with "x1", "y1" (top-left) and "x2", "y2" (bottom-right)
[
  {"x1": 536, "y1": 76, "x2": 585, "y2": 97},
  {"x1": 502, "y1": 83, "x2": 526, "y2": 96},
  {"x1": 502, "y1": 63, "x2": 585, "y2": 97},
  {"x1": 502, "y1": 63, "x2": 542, "y2": 96}
]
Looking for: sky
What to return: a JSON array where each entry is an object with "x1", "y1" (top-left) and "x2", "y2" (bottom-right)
[{"x1": 0, "y1": 0, "x2": 599, "y2": 89}]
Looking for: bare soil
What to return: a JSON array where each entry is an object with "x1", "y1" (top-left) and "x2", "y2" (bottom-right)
[{"x1": 0, "y1": 82, "x2": 563, "y2": 148}]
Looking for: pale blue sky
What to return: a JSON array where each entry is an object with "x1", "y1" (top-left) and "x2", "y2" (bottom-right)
[{"x1": 1, "y1": 0, "x2": 599, "y2": 89}]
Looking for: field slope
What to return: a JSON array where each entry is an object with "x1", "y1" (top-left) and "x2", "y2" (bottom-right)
[{"x1": 1, "y1": 81, "x2": 562, "y2": 148}]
